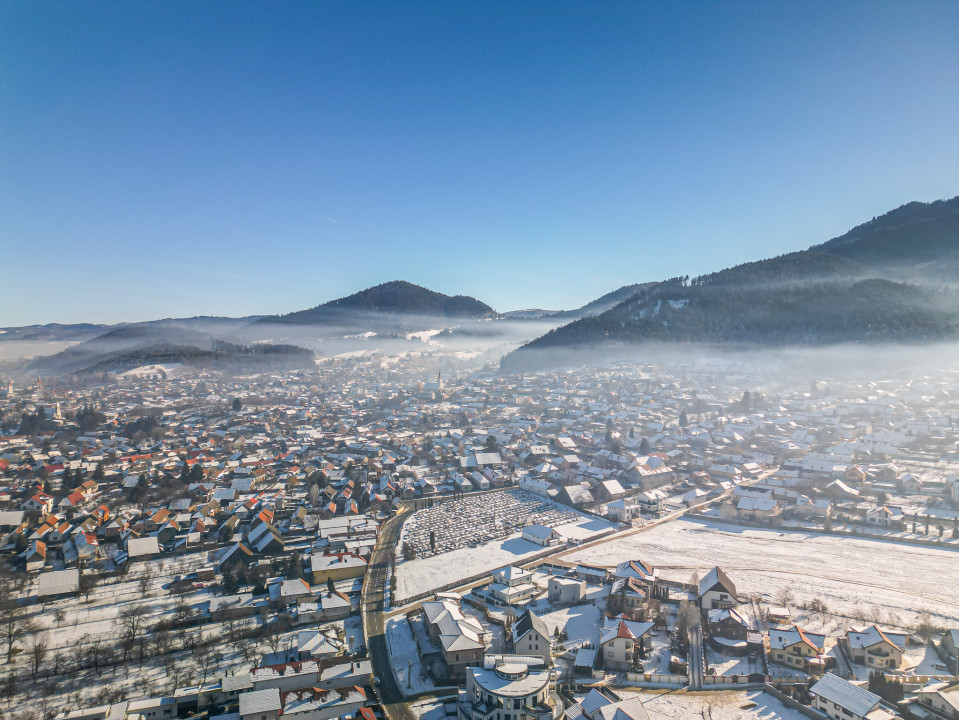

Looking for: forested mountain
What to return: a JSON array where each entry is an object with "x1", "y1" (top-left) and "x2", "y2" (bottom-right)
[
  {"x1": 25, "y1": 320, "x2": 313, "y2": 376},
  {"x1": 260, "y1": 280, "x2": 496, "y2": 325},
  {"x1": 815, "y1": 196, "x2": 959, "y2": 268},
  {"x1": 546, "y1": 283, "x2": 651, "y2": 320},
  {"x1": 501, "y1": 196, "x2": 959, "y2": 372}
]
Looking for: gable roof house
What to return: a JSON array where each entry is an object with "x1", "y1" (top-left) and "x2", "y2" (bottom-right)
[
  {"x1": 843, "y1": 626, "x2": 908, "y2": 670},
  {"x1": 698, "y1": 567, "x2": 738, "y2": 610},
  {"x1": 564, "y1": 687, "x2": 650, "y2": 720},
  {"x1": 512, "y1": 609, "x2": 552, "y2": 665},
  {"x1": 810, "y1": 672, "x2": 898, "y2": 720},
  {"x1": 522, "y1": 524, "x2": 562, "y2": 547},
  {"x1": 422, "y1": 598, "x2": 486, "y2": 678},
  {"x1": 600, "y1": 617, "x2": 654, "y2": 671},
  {"x1": 768, "y1": 625, "x2": 829, "y2": 675},
  {"x1": 914, "y1": 680, "x2": 959, "y2": 720}
]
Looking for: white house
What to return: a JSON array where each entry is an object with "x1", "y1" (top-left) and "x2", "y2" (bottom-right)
[
  {"x1": 522, "y1": 524, "x2": 562, "y2": 547},
  {"x1": 605, "y1": 499, "x2": 637, "y2": 523},
  {"x1": 698, "y1": 567, "x2": 738, "y2": 610},
  {"x1": 489, "y1": 566, "x2": 537, "y2": 607},
  {"x1": 635, "y1": 490, "x2": 667, "y2": 514},
  {"x1": 600, "y1": 617, "x2": 654, "y2": 671},
  {"x1": 512, "y1": 609, "x2": 552, "y2": 665},
  {"x1": 458, "y1": 660, "x2": 554, "y2": 720}
]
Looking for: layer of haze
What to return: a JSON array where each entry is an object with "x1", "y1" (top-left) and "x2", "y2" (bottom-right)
[{"x1": 2, "y1": 0, "x2": 958, "y2": 325}]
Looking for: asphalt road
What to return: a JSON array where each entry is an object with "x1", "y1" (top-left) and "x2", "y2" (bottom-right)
[
  {"x1": 362, "y1": 512, "x2": 418, "y2": 720},
  {"x1": 688, "y1": 622, "x2": 705, "y2": 689}
]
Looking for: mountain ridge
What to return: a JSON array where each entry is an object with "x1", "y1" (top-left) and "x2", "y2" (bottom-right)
[
  {"x1": 501, "y1": 195, "x2": 959, "y2": 372},
  {"x1": 259, "y1": 280, "x2": 496, "y2": 325}
]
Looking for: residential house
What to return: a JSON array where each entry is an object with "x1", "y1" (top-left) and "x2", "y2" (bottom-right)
[
  {"x1": 600, "y1": 616, "x2": 654, "y2": 671},
  {"x1": 635, "y1": 490, "x2": 667, "y2": 514},
  {"x1": 310, "y1": 553, "x2": 367, "y2": 584},
  {"x1": 863, "y1": 506, "x2": 903, "y2": 529},
  {"x1": 768, "y1": 625, "x2": 828, "y2": 675},
  {"x1": 609, "y1": 578, "x2": 647, "y2": 620},
  {"x1": 707, "y1": 608, "x2": 750, "y2": 641},
  {"x1": 488, "y1": 566, "x2": 537, "y2": 607},
  {"x1": 512, "y1": 609, "x2": 552, "y2": 665},
  {"x1": 239, "y1": 687, "x2": 281, "y2": 720},
  {"x1": 563, "y1": 688, "x2": 649, "y2": 720},
  {"x1": 698, "y1": 567, "x2": 738, "y2": 610},
  {"x1": 810, "y1": 673, "x2": 897, "y2": 720},
  {"x1": 843, "y1": 626, "x2": 908, "y2": 670},
  {"x1": 914, "y1": 680, "x2": 959, "y2": 720},
  {"x1": 422, "y1": 599, "x2": 486, "y2": 678},
  {"x1": 547, "y1": 577, "x2": 585, "y2": 605},
  {"x1": 736, "y1": 496, "x2": 781, "y2": 521},
  {"x1": 605, "y1": 499, "x2": 638, "y2": 523}
]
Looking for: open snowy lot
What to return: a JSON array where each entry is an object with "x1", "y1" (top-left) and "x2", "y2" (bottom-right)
[
  {"x1": 618, "y1": 689, "x2": 811, "y2": 719},
  {"x1": 386, "y1": 616, "x2": 436, "y2": 696},
  {"x1": 565, "y1": 518, "x2": 959, "y2": 629}
]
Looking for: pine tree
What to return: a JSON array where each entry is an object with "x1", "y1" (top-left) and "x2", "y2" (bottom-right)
[{"x1": 679, "y1": 410, "x2": 689, "y2": 428}]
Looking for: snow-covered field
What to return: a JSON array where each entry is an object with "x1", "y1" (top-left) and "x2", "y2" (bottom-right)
[
  {"x1": 118, "y1": 363, "x2": 183, "y2": 378},
  {"x1": 396, "y1": 531, "x2": 548, "y2": 602},
  {"x1": 618, "y1": 689, "x2": 811, "y2": 719},
  {"x1": 565, "y1": 518, "x2": 959, "y2": 628}
]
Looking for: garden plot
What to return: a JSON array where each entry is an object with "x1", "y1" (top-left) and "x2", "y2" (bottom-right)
[
  {"x1": 13, "y1": 550, "x2": 262, "y2": 716},
  {"x1": 617, "y1": 689, "x2": 813, "y2": 720},
  {"x1": 565, "y1": 518, "x2": 959, "y2": 629}
]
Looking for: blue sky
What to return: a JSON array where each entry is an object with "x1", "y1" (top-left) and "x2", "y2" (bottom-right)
[{"x1": 2, "y1": 0, "x2": 958, "y2": 325}]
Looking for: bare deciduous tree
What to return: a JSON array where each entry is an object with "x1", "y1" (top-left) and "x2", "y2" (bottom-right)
[
  {"x1": 0, "y1": 596, "x2": 36, "y2": 663},
  {"x1": 26, "y1": 632, "x2": 48, "y2": 680},
  {"x1": 118, "y1": 603, "x2": 149, "y2": 662}
]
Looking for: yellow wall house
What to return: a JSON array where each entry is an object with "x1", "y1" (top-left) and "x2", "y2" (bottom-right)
[{"x1": 310, "y1": 552, "x2": 367, "y2": 584}]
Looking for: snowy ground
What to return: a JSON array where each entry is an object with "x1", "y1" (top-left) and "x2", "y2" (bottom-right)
[
  {"x1": 386, "y1": 615, "x2": 436, "y2": 696},
  {"x1": 539, "y1": 604, "x2": 601, "y2": 651},
  {"x1": 615, "y1": 689, "x2": 812, "y2": 719},
  {"x1": 410, "y1": 697, "x2": 458, "y2": 720},
  {"x1": 706, "y1": 648, "x2": 764, "y2": 677},
  {"x1": 395, "y1": 516, "x2": 616, "y2": 603},
  {"x1": 565, "y1": 517, "x2": 959, "y2": 629},
  {"x1": 9, "y1": 551, "x2": 262, "y2": 716}
]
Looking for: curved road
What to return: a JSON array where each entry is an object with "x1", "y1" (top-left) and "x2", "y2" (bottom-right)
[{"x1": 362, "y1": 512, "x2": 418, "y2": 720}]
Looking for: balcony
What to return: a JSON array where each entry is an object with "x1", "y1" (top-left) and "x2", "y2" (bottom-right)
[{"x1": 458, "y1": 700, "x2": 496, "y2": 720}]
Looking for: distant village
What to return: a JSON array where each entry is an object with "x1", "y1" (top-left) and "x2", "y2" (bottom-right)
[{"x1": 0, "y1": 353, "x2": 957, "y2": 720}]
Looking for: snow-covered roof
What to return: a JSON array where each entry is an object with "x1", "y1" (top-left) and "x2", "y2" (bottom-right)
[{"x1": 810, "y1": 673, "x2": 880, "y2": 717}]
